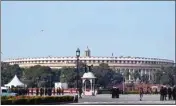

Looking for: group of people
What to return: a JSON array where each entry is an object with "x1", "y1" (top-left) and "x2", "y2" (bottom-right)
[
  {"x1": 160, "y1": 86, "x2": 176, "y2": 101},
  {"x1": 111, "y1": 87, "x2": 120, "y2": 98},
  {"x1": 31, "y1": 87, "x2": 64, "y2": 96},
  {"x1": 139, "y1": 86, "x2": 176, "y2": 101},
  {"x1": 10, "y1": 87, "x2": 28, "y2": 95},
  {"x1": 9, "y1": 87, "x2": 65, "y2": 96}
]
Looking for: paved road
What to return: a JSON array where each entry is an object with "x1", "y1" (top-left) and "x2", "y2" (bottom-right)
[{"x1": 70, "y1": 94, "x2": 176, "y2": 104}]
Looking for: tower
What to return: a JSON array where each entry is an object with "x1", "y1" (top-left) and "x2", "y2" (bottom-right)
[{"x1": 84, "y1": 46, "x2": 91, "y2": 57}]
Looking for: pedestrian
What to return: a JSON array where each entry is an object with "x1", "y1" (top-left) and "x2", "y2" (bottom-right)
[
  {"x1": 57, "y1": 88, "x2": 59, "y2": 95},
  {"x1": 116, "y1": 88, "x2": 120, "y2": 98},
  {"x1": 31, "y1": 88, "x2": 33, "y2": 96},
  {"x1": 78, "y1": 87, "x2": 83, "y2": 98},
  {"x1": 111, "y1": 87, "x2": 115, "y2": 98},
  {"x1": 45, "y1": 88, "x2": 48, "y2": 96},
  {"x1": 58, "y1": 87, "x2": 61, "y2": 95},
  {"x1": 48, "y1": 88, "x2": 52, "y2": 96},
  {"x1": 155, "y1": 88, "x2": 158, "y2": 94},
  {"x1": 160, "y1": 86, "x2": 164, "y2": 101},
  {"x1": 163, "y1": 87, "x2": 167, "y2": 101},
  {"x1": 168, "y1": 87, "x2": 172, "y2": 100},
  {"x1": 27, "y1": 88, "x2": 29, "y2": 96},
  {"x1": 40, "y1": 88, "x2": 43, "y2": 96},
  {"x1": 173, "y1": 86, "x2": 176, "y2": 103},
  {"x1": 36, "y1": 88, "x2": 39, "y2": 96},
  {"x1": 61, "y1": 88, "x2": 64, "y2": 95},
  {"x1": 139, "y1": 87, "x2": 144, "y2": 101},
  {"x1": 53, "y1": 88, "x2": 55, "y2": 96}
]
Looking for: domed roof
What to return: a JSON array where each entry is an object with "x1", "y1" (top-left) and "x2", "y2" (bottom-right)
[{"x1": 82, "y1": 72, "x2": 96, "y2": 79}]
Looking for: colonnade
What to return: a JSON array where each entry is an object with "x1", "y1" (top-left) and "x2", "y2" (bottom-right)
[{"x1": 116, "y1": 68, "x2": 158, "y2": 82}]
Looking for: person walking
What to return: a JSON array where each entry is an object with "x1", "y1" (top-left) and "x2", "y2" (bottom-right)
[
  {"x1": 160, "y1": 86, "x2": 164, "y2": 101},
  {"x1": 163, "y1": 87, "x2": 167, "y2": 101},
  {"x1": 78, "y1": 87, "x2": 83, "y2": 98},
  {"x1": 111, "y1": 87, "x2": 115, "y2": 98},
  {"x1": 116, "y1": 88, "x2": 120, "y2": 98},
  {"x1": 40, "y1": 88, "x2": 44, "y2": 96},
  {"x1": 36, "y1": 88, "x2": 39, "y2": 96},
  {"x1": 139, "y1": 87, "x2": 144, "y2": 101},
  {"x1": 168, "y1": 87, "x2": 172, "y2": 100},
  {"x1": 173, "y1": 86, "x2": 176, "y2": 104},
  {"x1": 57, "y1": 88, "x2": 59, "y2": 95},
  {"x1": 58, "y1": 87, "x2": 61, "y2": 95}
]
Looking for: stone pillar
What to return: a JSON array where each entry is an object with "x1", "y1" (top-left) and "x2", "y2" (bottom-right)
[
  {"x1": 129, "y1": 69, "x2": 131, "y2": 81},
  {"x1": 90, "y1": 79, "x2": 93, "y2": 93},
  {"x1": 149, "y1": 70, "x2": 151, "y2": 80},
  {"x1": 140, "y1": 69, "x2": 143, "y2": 76},
  {"x1": 145, "y1": 69, "x2": 147, "y2": 74}
]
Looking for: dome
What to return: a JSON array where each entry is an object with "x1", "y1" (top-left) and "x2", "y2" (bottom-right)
[{"x1": 82, "y1": 72, "x2": 96, "y2": 79}]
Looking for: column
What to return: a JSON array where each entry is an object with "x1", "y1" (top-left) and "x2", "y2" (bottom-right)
[
  {"x1": 133, "y1": 69, "x2": 135, "y2": 80},
  {"x1": 149, "y1": 70, "x2": 151, "y2": 80},
  {"x1": 133, "y1": 69, "x2": 135, "y2": 73},
  {"x1": 140, "y1": 69, "x2": 143, "y2": 76},
  {"x1": 129, "y1": 69, "x2": 131, "y2": 81},
  {"x1": 145, "y1": 69, "x2": 147, "y2": 74},
  {"x1": 90, "y1": 79, "x2": 93, "y2": 94}
]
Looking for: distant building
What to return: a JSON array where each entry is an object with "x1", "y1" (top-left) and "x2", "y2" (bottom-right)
[{"x1": 3, "y1": 47, "x2": 174, "y2": 82}]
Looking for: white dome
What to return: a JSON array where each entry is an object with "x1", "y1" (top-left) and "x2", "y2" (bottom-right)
[{"x1": 82, "y1": 72, "x2": 96, "y2": 79}]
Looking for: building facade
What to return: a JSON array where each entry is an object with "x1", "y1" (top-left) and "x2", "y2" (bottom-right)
[{"x1": 4, "y1": 47, "x2": 174, "y2": 82}]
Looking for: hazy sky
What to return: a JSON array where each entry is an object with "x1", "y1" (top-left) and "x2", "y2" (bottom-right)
[{"x1": 1, "y1": 1, "x2": 175, "y2": 61}]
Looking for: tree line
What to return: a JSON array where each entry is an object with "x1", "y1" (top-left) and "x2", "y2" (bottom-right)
[{"x1": 1, "y1": 62, "x2": 176, "y2": 88}]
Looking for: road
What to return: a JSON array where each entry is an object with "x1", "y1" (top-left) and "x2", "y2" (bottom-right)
[{"x1": 70, "y1": 94, "x2": 176, "y2": 104}]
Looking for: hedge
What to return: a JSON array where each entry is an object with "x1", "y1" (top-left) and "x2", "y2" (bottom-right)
[{"x1": 1, "y1": 96, "x2": 76, "y2": 105}]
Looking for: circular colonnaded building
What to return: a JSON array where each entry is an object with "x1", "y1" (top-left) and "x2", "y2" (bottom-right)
[{"x1": 4, "y1": 47, "x2": 174, "y2": 82}]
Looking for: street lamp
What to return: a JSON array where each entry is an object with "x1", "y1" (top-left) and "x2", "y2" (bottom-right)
[{"x1": 76, "y1": 48, "x2": 80, "y2": 93}]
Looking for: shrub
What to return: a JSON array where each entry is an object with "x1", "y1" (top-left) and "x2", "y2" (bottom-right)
[{"x1": 1, "y1": 95, "x2": 74, "y2": 105}]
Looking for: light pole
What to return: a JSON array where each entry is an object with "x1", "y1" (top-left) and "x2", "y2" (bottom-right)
[{"x1": 76, "y1": 48, "x2": 80, "y2": 93}]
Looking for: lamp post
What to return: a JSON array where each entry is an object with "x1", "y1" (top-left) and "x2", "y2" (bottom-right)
[{"x1": 76, "y1": 48, "x2": 80, "y2": 93}]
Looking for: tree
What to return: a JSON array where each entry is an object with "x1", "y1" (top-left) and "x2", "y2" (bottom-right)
[{"x1": 1, "y1": 63, "x2": 23, "y2": 86}]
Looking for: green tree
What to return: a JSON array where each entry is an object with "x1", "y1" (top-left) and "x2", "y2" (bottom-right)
[{"x1": 1, "y1": 63, "x2": 23, "y2": 86}]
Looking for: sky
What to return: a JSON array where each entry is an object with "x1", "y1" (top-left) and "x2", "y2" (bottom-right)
[{"x1": 1, "y1": 1, "x2": 175, "y2": 61}]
